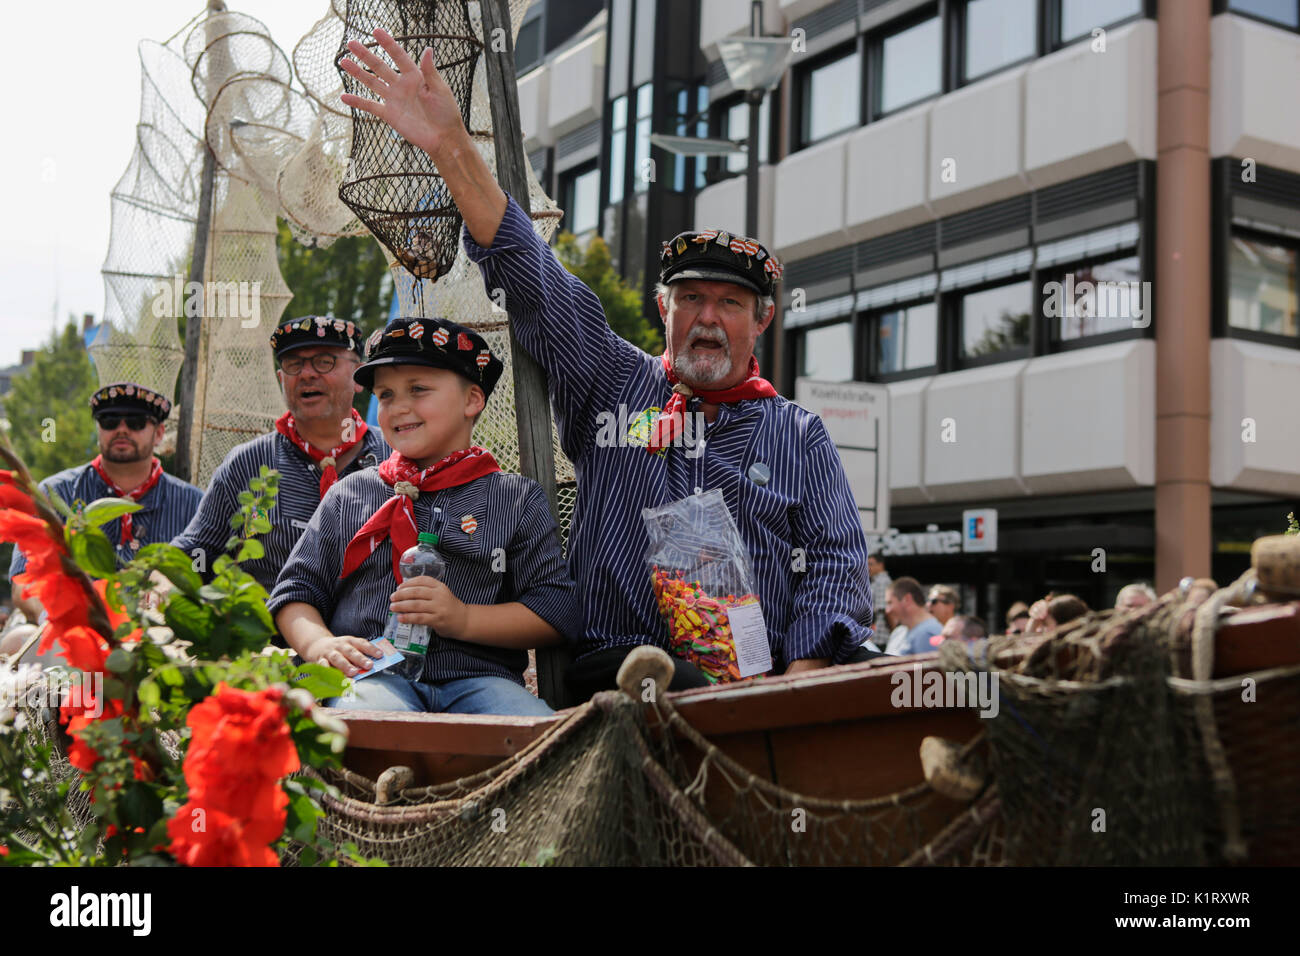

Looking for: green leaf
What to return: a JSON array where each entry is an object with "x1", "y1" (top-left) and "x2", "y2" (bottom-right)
[
  {"x1": 137, "y1": 680, "x2": 161, "y2": 709},
  {"x1": 68, "y1": 526, "x2": 119, "y2": 577},
  {"x1": 236, "y1": 538, "x2": 265, "y2": 562},
  {"x1": 292, "y1": 663, "x2": 349, "y2": 700},
  {"x1": 138, "y1": 544, "x2": 203, "y2": 596},
  {"x1": 237, "y1": 490, "x2": 255, "y2": 506},
  {"x1": 163, "y1": 595, "x2": 213, "y2": 646},
  {"x1": 105, "y1": 648, "x2": 132, "y2": 675},
  {"x1": 82, "y1": 496, "x2": 143, "y2": 528},
  {"x1": 119, "y1": 782, "x2": 163, "y2": 829},
  {"x1": 198, "y1": 584, "x2": 230, "y2": 602},
  {"x1": 250, "y1": 516, "x2": 272, "y2": 535}
]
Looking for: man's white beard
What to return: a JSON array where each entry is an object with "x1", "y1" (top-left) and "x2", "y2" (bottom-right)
[{"x1": 673, "y1": 329, "x2": 733, "y2": 387}]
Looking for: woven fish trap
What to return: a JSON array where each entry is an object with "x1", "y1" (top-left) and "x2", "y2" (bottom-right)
[{"x1": 336, "y1": 0, "x2": 483, "y2": 281}]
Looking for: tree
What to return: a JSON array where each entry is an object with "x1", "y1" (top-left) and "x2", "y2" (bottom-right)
[
  {"x1": 0, "y1": 322, "x2": 99, "y2": 483},
  {"x1": 554, "y1": 232, "x2": 664, "y2": 353},
  {"x1": 275, "y1": 222, "x2": 394, "y2": 339}
]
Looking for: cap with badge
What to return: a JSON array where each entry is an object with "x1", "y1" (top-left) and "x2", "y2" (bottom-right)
[
  {"x1": 268, "y1": 315, "x2": 362, "y2": 357},
  {"x1": 354, "y1": 317, "x2": 505, "y2": 398},
  {"x1": 659, "y1": 229, "x2": 785, "y2": 299},
  {"x1": 89, "y1": 382, "x2": 172, "y2": 422}
]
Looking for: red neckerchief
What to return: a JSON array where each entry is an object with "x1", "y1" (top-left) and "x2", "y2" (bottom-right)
[
  {"x1": 647, "y1": 354, "x2": 777, "y2": 453},
  {"x1": 340, "y1": 447, "x2": 501, "y2": 582},
  {"x1": 275, "y1": 409, "x2": 369, "y2": 496},
  {"x1": 90, "y1": 455, "x2": 164, "y2": 547}
]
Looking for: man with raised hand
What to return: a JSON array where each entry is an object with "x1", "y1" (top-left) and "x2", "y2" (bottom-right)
[
  {"x1": 7, "y1": 382, "x2": 202, "y2": 624},
  {"x1": 338, "y1": 31, "x2": 874, "y2": 698},
  {"x1": 171, "y1": 317, "x2": 389, "y2": 591}
]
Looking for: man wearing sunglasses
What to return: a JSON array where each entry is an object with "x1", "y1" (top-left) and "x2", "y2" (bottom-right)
[
  {"x1": 171, "y1": 316, "x2": 389, "y2": 592},
  {"x1": 7, "y1": 382, "x2": 203, "y2": 623}
]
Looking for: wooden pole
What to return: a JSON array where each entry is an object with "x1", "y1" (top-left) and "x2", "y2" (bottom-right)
[
  {"x1": 174, "y1": 0, "x2": 226, "y2": 483},
  {"x1": 478, "y1": 0, "x2": 569, "y2": 708}
]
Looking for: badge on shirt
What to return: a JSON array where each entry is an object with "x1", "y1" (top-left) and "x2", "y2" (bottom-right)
[{"x1": 461, "y1": 514, "x2": 478, "y2": 536}]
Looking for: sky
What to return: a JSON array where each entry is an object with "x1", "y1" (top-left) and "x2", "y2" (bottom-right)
[{"x1": 0, "y1": 0, "x2": 334, "y2": 369}]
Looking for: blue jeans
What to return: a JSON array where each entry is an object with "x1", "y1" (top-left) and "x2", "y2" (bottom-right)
[{"x1": 328, "y1": 669, "x2": 554, "y2": 717}]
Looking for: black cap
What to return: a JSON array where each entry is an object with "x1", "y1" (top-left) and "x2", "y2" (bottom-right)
[
  {"x1": 89, "y1": 382, "x2": 171, "y2": 422},
  {"x1": 269, "y1": 315, "x2": 363, "y2": 357},
  {"x1": 354, "y1": 317, "x2": 504, "y2": 398},
  {"x1": 659, "y1": 229, "x2": 784, "y2": 298}
]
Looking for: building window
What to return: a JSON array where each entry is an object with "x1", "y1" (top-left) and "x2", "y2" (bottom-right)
[
  {"x1": 872, "y1": 301, "x2": 938, "y2": 374},
  {"x1": 719, "y1": 97, "x2": 771, "y2": 174},
  {"x1": 797, "y1": 321, "x2": 855, "y2": 382},
  {"x1": 671, "y1": 85, "x2": 710, "y2": 191},
  {"x1": 963, "y1": 0, "x2": 1038, "y2": 82},
  {"x1": 1058, "y1": 0, "x2": 1144, "y2": 43},
  {"x1": 1228, "y1": 0, "x2": 1300, "y2": 29},
  {"x1": 515, "y1": 15, "x2": 543, "y2": 73},
  {"x1": 561, "y1": 163, "x2": 601, "y2": 239},
  {"x1": 633, "y1": 84, "x2": 654, "y2": 194},
  {"x1": 878, "y1": 14, "x2": 942, "y2": 115},
  {"x1": 1229, "y1": 235, "x2": 1299, "y2": 337},
  {"x1": 608, "y1": 95, "x2": 628, "y2": 205},
  {"x1": 797, "y1": 47, "x2": 861, "y2": 148},
  {"x1": 959, "y1": 279, "x2": 1032, "y2": 358},
  {"x1": 1049, "y1": 255, "x2": 1144, "y2": 341}
]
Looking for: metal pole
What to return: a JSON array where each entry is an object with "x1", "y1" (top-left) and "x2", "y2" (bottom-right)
[
  {"x1": 174, "y1": 0, "x2": 226, "y2": 483},
  {"x1": 479, "y1": 0, "x2": 569, "y2": 707},
  {"x1": 748, "y1": 1, "x2": 777, "y2": 371}
]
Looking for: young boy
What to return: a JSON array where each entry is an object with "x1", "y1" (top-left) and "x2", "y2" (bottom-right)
[{"x1": 268, "y1": 317, "x2": 578, "y2": 716}]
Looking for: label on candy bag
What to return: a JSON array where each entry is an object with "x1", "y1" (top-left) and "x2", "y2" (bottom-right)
[{"x1": 726, "y1": 603, "x2": 772, "y2": 678}]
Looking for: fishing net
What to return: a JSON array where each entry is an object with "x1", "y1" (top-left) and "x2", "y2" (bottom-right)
[
  {"x1": 90, "y1": 29, "x2": 206, "y2": 413},
  {"x1": 336, "y1": 0, "x2": 482, "y2": 281}
]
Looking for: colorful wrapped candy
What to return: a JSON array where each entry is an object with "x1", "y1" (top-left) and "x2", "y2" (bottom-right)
[{"x1": 652, "y1": 566, "x2": 760, "y2": 684}]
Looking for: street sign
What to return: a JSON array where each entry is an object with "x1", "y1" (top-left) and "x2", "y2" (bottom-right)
[{"x1": 794, "y1": 378, "x2": 889, "y2": 533}]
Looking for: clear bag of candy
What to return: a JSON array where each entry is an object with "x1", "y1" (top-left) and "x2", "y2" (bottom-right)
[{"x1": 641, "y1": 490, "x2": 770, "y2": 683}]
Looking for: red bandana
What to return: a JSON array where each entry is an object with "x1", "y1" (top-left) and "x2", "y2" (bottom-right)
[
  {"x1": 90, "y1": 455, "x2": 164, "y2": 548},
  {"x1": 275, "y1": 409, "x2": 369, "y2": 496},
  {"x1": 340, "y1": 447, "x2": 501, "y2": 582},
  {"x1": 646, "y1": 354, "x2": 777, "y2": 453}
]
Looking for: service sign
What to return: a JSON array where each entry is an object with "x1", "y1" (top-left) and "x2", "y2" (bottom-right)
[
  {"x1": 962, "y1": 508, "x2": 998, "y2": 553},
  {"x1": 794, "y1": 378, "x2": 889, "y2": 533}
]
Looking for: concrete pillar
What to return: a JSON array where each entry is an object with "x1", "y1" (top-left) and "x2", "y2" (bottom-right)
[{"x1": 1154, "y1": 0, "x2": 1213, "y2": 591}]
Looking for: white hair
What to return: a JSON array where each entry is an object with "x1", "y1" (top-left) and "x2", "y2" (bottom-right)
[{"x1": 654, "y1": 282, "x2": 775, "y2": 323}]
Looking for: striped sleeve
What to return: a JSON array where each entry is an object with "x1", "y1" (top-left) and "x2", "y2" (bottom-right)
[
  {"x1": 785, "y1": 418, "x2": 874, "y2": 663},
  {"x1": 462, "y1": 195, "x2": 644, "y2": 456},
  {"x1": 502, "y1": 482, "x2": 580, "y2": 643},
  {"x1": 266, "y1": 483, "x2": 344, "y2": 623}
]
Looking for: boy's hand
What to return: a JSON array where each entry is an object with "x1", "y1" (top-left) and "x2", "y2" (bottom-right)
[
  {"x1": 391, "y1": 576, "x2": 469, "y2": 640},
  {"x1": 339, "y1": 28, "x2": 468, "y2": 160},
  {"x1": 309, "y1": 635, "x2": 384, "y2": 678}
]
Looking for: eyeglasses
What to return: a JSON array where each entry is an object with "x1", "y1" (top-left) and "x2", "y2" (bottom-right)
[
  {"x1": 280, "y1": 353, "x2": 344, "y2": 375},
  {"x1": 97, "y1": 415, "x2": 150, "y2": 431}
]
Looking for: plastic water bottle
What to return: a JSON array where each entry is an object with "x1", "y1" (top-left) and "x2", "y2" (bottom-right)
[{"x1": 383, "y1": 532, "x2": 446, "y2": 679}]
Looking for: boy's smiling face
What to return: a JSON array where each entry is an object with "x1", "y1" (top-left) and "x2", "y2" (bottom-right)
[{"x1": 373, "y1": 364, "x2": 484, "y2": 468}]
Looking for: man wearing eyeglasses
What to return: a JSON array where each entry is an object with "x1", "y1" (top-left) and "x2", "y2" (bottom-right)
[
  {"x1": 171, "y1": 316, "x2": 390, "y2": 592},
  {"x1": 7, "y1": 382, "x2": 203, "y2": 623}
]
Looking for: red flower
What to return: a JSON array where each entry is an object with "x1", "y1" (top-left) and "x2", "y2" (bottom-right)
[
  {"x1": 169, "y1": 684, "x2": 299, "y2": 867},
  {"x1": 0, "y1": 846, "x2": 8, "y2": 857}
]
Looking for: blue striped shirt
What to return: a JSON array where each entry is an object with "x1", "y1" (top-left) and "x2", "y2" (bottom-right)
[
  {"x1": 265, "y1": 468, "x2": 579, "y2": 685},
  {"x1": 8, "y1": 463, "x2": 203, "y2": 576},
  {"x1": 170, "y1": 429, "x2": 390, "y2": 590},
  {"x1": 463, "y1": 198, "x2": 873, "y2": 666}
]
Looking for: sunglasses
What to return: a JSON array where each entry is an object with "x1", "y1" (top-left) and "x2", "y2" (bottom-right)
[{"x1": 97, "y1": 415, "x2": 151, "y2": 431}]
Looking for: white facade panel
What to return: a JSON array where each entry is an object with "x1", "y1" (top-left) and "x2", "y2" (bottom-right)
[
  {"x1": 886, "y1": 377, "x2": 930, "y2": 505},
  {"x1": 772, "y1": 135, "x2": 849, "y2": 258},
  {"x1": 780, "y1": 0, "x2": 838, "y2": 24},
  {"x1": 1024, "y1": 21, "x2": 1156, "y2": 189},
  {"x1": 923, "y1": 361, "x2": 1027, "y2": 500},
  {"x1": 1021, "y1": 341, "x2": 1155, "y2": 493},
  {"x1": 517, "y1": 66, "x2": 550, "y2": 148},
  {"x1": 928, "y1": 67, "x2": 1026, "y2": 216},
  {"x1": 546, "y1": 33, "x2": 606, "y2": 139},
  {"x1": 1210, "y1": 14, "x2": 1300, "y2": 175},
  {"x1": 845, "y1": 105, "x2": 934, "y2": 240},
  {"x1": 692, "y1": 167, "x2": 775, "y2": 241},
  {"x1": 1210, "y1": 340, "x2": 1300, "y2": 496}
]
